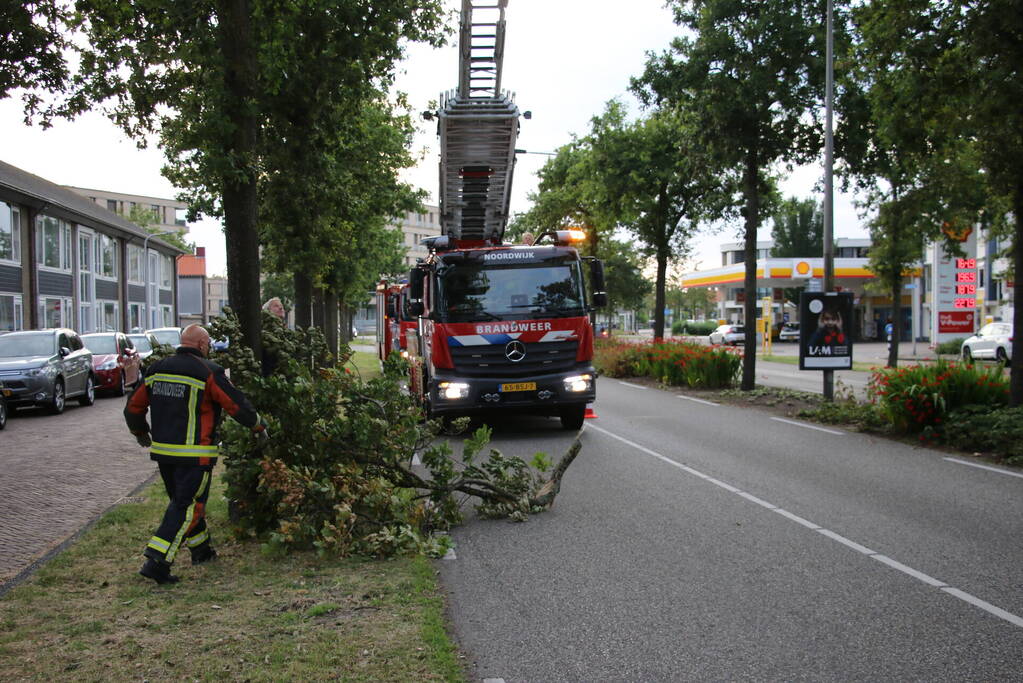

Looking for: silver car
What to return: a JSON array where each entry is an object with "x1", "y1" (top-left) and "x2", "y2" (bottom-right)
[
  {"x1": 778, "y1": 322, "x2": 800, "y2": 342},
  {"x1": 961, "y1": 323, "x2": 1013, "y2": 363},
  {"x1": 709, "y1": 324, "x2": 745, "y2": 345},
  {"x1": 0, "y1": 329, "x2": 95, "y2": 414}
]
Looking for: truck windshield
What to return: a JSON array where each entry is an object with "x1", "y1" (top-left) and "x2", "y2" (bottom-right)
[{"x1": 438, "y1": 261, "x2": 586, "y2": 322}]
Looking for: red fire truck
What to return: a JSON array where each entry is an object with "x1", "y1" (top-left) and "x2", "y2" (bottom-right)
[
  {"x1": 375, "y1": 280, "x2": 417, "y2": 362},
  {"x1": 400, "y1": 0, "x2": 606, "y2": 429},
  {"x1": 405, "y1": 230, "x2": 605, "y2": 429}
]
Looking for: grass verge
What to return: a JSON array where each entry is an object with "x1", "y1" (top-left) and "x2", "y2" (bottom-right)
[
  {"x1": 346, "y1": 350, "x2": 383, "y2": 382},
  {"x1": 760, "y1": 353, "x2": 878, "y2": 373},
  {"x1": 0, "y1": 469, "x2": 464, "y2": 682}
]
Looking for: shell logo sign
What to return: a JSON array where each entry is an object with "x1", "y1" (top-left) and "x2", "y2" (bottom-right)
[{"x1": 793, "y1": 260, "x2": 812, "y2": 278}]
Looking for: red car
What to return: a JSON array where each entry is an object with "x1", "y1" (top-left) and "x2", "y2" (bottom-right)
[{"x1": 82, "y1": 332, "x2": 142, "y2": 396}]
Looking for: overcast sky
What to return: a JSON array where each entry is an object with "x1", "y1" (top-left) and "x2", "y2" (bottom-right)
[{"x1": 0, "y1": 0, "x2": 864, "y2": 277}]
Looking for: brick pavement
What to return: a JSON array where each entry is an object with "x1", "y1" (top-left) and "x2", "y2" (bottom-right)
[{"x1": 0, "y1": 394, "x2": 156, "y2": 588}]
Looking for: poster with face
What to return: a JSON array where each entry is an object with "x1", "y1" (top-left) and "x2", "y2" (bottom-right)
[{"x1": 799, "y1": 291, "x2": 854, "y2": 370}]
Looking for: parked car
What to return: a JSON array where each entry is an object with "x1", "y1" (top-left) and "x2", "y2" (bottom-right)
[
  {"x1": 82, "y1": 332, "x2": 142, "y2": 395},
  {"x1": 0, "y1": 381, "x2": 8, "y2": 429},
  {"x1": 0, "y1": 329, "x2": 95, "y2": 413},
  {"x1": 147, "y1": 326, "x2": 182, "y2": 348},
  {"x1": 212, "y1": 336, "x2": 230, "y2": 352},
  {"x1": 961, "y1": 323, "x2": 1013, "y2": 363},
  {"x1": 128, "y1": 332, "x2": 161, "y2": 361},
  {"x1": 779, "y1": 322, "x2": 800, "y2": 343},
  {"x1": 709, "y1": 324, "x2": 745, "y2": 345}
]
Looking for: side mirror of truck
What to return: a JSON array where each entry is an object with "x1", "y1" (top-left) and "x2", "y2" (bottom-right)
[
  {"x1": 589, "y1": 259, "x2": 608, "y2": 308},
  {"x1": 408, "y1": 268, "x2": 425, "y2": 317}
]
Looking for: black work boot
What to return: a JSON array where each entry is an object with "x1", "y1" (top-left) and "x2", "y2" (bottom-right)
[
  {"x1": 139, "y1": 558, "x2": 179, "y2": 585},
  {"x1": 190, "y1": 542, "x2": 217, "y2": 566}
]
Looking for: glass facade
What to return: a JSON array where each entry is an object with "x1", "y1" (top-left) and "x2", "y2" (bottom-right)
[
  {"x1": 0, "y1": 202, "x2": 20, "y2": 263},
  {"x1": 1, "y1": 294, "x2": 23, "y2": 332}
]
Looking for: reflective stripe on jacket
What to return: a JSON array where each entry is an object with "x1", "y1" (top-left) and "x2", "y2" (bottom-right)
[{"x1": 124, "y1": 347, "x2": 262, "y2": 465}]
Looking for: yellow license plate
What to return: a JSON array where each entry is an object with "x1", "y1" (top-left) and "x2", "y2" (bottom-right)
[{"x1": 500, "y1": 382, "x2": 536, "y2": 393}]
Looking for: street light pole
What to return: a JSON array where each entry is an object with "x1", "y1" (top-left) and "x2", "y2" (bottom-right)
[
  {"x1": 143, "y1": 231, "x2": 176, "y2": 330},
  {"x1": 823, "y1": 0, "x2": 836, "y2": 401}
]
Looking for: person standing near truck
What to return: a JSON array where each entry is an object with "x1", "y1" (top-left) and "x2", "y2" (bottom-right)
[{"x1": 124, "y1": 324, "x2": 268, "y2": 584}]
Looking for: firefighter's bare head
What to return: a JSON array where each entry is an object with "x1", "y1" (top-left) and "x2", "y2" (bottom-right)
[{"x1": 180, "y1": 324, "x2": 211, "y2": 357}]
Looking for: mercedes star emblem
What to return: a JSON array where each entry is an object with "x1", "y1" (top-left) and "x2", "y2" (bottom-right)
[{"x1": 505, "y1": 340, "x2": 526, "y2": 362}]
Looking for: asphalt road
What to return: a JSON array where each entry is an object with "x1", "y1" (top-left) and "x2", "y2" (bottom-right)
[{"x1": 437, "y1": 378, "x2": 1023, "y2": 682}]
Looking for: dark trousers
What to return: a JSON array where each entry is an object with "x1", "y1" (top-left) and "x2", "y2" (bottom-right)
[{"x1": 143, "y1": 463, "x2": 213, "y2": 564}]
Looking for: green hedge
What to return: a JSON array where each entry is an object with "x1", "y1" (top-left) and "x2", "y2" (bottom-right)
[{"x1": 670, "y1": 320, "x2": 719, "y2": 336}]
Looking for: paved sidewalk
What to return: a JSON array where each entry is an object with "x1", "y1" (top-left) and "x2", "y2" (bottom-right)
[{"x1": 0, "y1": 395, "x2": 155, "y2": 589}]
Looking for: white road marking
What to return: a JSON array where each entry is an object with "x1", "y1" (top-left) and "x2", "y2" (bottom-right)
[
  {"x1": 584, "y1": 422, "x2": 1023, "y2": 629},
  {"x1": 941, "y1": 587, "x2": 1023, "y2": 628},
  {"x1": 617, "y1": 381, "x2": 646, "y2": 390},
  {"x1": 442, "y1": 548, "x2": 457, "y2": 561},
  {"x1": 943, "y1": 457, "x2": 1023, "y2": 480},
  {"x1": 770, "y1": 417, "x2": 845, "y2": 435},
  {"x1": 411, "y1": 453, "x2": 422, "y2": 466},
  {"x1": 677, "y1": 395, "x2": 720, "y2": 406},
  {"x1": 483, "y1": 679, "x2": 507, "y2": 683}
]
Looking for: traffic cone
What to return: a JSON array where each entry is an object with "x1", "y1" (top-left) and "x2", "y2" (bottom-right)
[{"x1": 584, "y1": 402, "x2": 598, "y2": 419}]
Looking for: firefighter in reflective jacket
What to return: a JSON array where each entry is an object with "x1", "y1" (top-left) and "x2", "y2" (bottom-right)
[{"x1": 124, "y1": 324, "x2": 268, "y2": 584}]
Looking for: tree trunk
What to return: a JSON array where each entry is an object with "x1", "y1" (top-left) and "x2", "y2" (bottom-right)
[
  {"x1": 1011, "y1": 186, "x2": 1022, "y2": 405},
  {"x1": 294, "y1": 271, "x2": 312, "y2": 329},
  {"x1": 216, "y1": 0, "x2": 261, "y2": 360},
  {"x1": 312, "y1": 287, "x2": 325, "y2": 329},
  {"x1": 324, "y1": 289, "x2": 339, "y2": 362},
  {"x1": 741, "y1": 154, "x2": 760, "y2": 391},
  {"x1": 887, "y1": 274, "x2": 901, "y2": 368},
  {"x1": 653, "y1": 249, "x2": 668, "y2": 339}
]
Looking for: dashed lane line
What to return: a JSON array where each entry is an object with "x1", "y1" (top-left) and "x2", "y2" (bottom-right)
[
  {"x1": 770, "y1": 417, "x2": 845, "y2": 435},
  {"x1": 943, "y1": 457, "x2": 1023, "y2": 480},
  {"x1": 677, "y1": 395, "x2": 720, "y2": 406},
  {"x1": 584, "y1": 422, "x2": 1023, "y2": 629},
  {"x1": 617, "y1": 381, "x2": 646, "y2": 390}
]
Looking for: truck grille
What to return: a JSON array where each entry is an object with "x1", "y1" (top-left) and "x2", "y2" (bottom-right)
[{"x1": 449, "y1": 340, "x2": 579, "y2": 377}]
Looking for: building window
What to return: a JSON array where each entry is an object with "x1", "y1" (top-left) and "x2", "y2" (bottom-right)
[
  {"x1": 1, "y1": 293, "x2": 23, "y2": 332},
  {"x1": 150, "y1": 204, "x2": 161, "y2": 223},
  {"x1": 161, "y1": 304, "x2": 173, "y2": 326},
  {"x1": 39, "y1": 296, "x2": 72, "y2": 328},
  {"x1": 96, "y1": 234, "x2": 118, "y2": 279},
  {"x1": 35, "y1": 215, "x2": 72, "y2": 271},
  {"x1": 161, "y1": 253, "x2": 173, "y2": 288},
  {"x1": 1, "y1": 202, "x2": 21, "y2": 263},
  {"x1": 106, "y1": 199, "x2": 118, "y2": 212},
  {"x1": 128, "y1": 244, "x2": 144, "y2": 283},
  {"x1": 97, "y1": 300, "x2": 119, "y2": 331},
  {"x1": 128, "y1": 302, "x2": 145, "y2": 332}
]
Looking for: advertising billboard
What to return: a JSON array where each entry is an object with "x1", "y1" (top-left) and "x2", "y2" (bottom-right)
[{"x1": 799, "y1": 291, "x2": 854, "y2": 370}]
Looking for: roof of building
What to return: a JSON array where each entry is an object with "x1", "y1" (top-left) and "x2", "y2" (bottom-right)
[
  {"x1": 177, "y1": 254, "x2": 207, "y2": 277},
  {"x1": 0, "y1": 160, "x2": 185, "y2": 254}
]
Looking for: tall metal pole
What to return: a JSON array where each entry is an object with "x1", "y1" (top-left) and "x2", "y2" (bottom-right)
[{"x1": 823, "y1": 0, "x2": 836, "y2": 400}]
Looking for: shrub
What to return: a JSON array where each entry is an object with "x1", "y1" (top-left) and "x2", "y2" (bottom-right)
[
  {"x1": 943, "y1": 405, "x2": 1023, "y2": 463},
  {"x1": 671, "y1": 320, "x2": 684, "y2": 336},
  {"x1": 684, "y1": 321, "x2": 719, "y2": 336},
  {"x1": 868, "y1": 359, "x2": 1008, "y2": 434},
  {"x1": 935, "y1": 338, "x2": 965, "y2": 355},
  {"x1": 595, "y1": 338, "x2": 741, "y2": 388}
]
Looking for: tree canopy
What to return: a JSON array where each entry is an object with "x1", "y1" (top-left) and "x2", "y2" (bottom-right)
[{"x1": 634, "y1": 0, "x2": 839, "y2": 388}]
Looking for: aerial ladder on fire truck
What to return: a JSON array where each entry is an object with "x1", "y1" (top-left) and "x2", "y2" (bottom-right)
[{"x1": 434, "y1": 0, "x2": 521, "y2": 247}]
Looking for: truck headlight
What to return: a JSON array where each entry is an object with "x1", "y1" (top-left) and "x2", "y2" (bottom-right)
[
  {"x1": 563, "y1": 374, "x2": 593, "y2": 393},
  {"x1": 438, "y1": 381, "x2": 470, "y2": 400}
]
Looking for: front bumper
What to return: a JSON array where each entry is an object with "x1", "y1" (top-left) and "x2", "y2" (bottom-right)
[
  {"x1": 95, "y1": 368, "x2": 121, "y2": 389},
  {"x1": 0, "y1": 373, "x2": 55, "y2": 406},
  {"x1": 427, "y1": 365, "x2": 597, "y2": 417}
]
